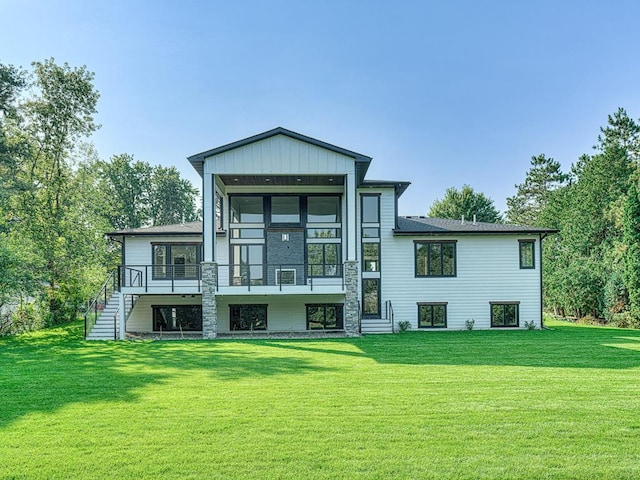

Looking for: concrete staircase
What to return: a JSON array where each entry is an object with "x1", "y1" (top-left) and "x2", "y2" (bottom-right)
[
  {"x1": 86, "y1": 292, "x2": 121, "y2": 340},
  {"x1": 361, "y1": 317, "x2": 394, "y2": 334}
]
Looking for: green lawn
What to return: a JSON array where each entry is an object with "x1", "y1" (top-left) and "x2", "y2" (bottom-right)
[{"x1": 1, "y1": 319, "x2": 640, "y2": 479}]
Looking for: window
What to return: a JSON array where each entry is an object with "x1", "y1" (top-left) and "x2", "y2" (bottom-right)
[
  {"x1": 271, "y1": 196, "x2": 300, "y2": 224},
  {"x1": 231, "y1": 244, "x2": 264, "y2": 285},
  {"x1": 362, "y1": 227, "x2": 379, "y2": 238},
  {"x1": 491, "y1": 302, "x2": 519, "y2": 327},
  {"x1": 215, "y1": 193, "x2": 223, "y2": 231},
  {"x1": 519, "y1": 240, "x2": 535, "y2": 269},
  {"x1": 152, "y1": 244, "x2": 201, "y2": 280},
  {"x1": 415, "y1": 241, "x2": 456, "y2": 277},
  {"x1": 307, "y1": 228, "x2": 340, "y2": 238},
  {"x1": 230, "y1": 304, "x2": 267, "y2": 331},
  {"x1": 307, "y1": 196, "x2": 340, "y2": 223},
  {"x1": 306, "y1": 304, "x2": 344, "y2": 330},
  {"x1": 231, "y1": 228, "x2": 264, "y2": 239},
  {"x1": 307, "y1": 243, "x2": 341, "y2": 277},
  {"x1": 418, "y1": 303, "x2": 447, "y2": 328},
  {"x1": 230, "y1": 196, "x2": 264, "y2": 223},
  {"x1": 361, "y1": 195, "x2": 380, "y2": 223},
  {"x1": 363, "y1": 278, "x2": 380, "y2": 317},
  {"x1": 363, "y1": 243, "x2": 380, "y2": 272},
  {"x1": 153, "y1": 305, "x2": 202, "y2": 331}
]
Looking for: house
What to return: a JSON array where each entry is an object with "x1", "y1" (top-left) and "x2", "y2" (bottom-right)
[{"x1": 85, "y1": 127, "x2": 555, "y2": 340}]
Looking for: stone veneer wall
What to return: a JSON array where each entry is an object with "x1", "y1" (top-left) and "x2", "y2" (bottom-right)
[
  {"x1": 201, "y1": 262, "x2": 218, "y2": 339},
  {"x1": 344, "y1": 260, "x2": 360, "y2": 336}
]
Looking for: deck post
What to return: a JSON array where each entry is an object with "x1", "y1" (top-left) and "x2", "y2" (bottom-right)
[{"x1": 202, "y1": 262, "x2": 218, "y2": 339}]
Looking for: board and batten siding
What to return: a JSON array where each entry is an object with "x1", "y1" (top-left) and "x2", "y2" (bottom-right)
[
  {"x1": 381, "y1": 234, "x2": 542, "y2": 330},
  {"x1": 203, "y1": 135, "x2": 355, "y2": 175}
]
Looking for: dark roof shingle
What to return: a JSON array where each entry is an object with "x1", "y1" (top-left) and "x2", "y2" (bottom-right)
[{"x1": 395, "y1": 216, "x2": 557, "y2": 235}]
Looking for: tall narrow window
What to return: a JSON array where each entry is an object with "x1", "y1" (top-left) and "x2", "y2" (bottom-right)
[
  {"x1": 231, "y1": 244, "x2": 264, "y2": 285},
  {"x1": 363, "y1": 278, "x2": 380, "y2": 317},
  {"x1": 363, "y1": 243, "x2": 380, "y2": 272},
  {"x1": 361, "y1": 195, "x2": 380, "y2": 223},
  {"x1": 519, "y1": 240, "x2": 535, "y2": 269},
  {"x1": 215, "y1": 193, "x2": 223, "y2": 231}
]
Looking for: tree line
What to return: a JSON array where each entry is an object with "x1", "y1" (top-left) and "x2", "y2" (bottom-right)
[{"x1": 0, "y1": 59, "x2": 199, "y2": 334}]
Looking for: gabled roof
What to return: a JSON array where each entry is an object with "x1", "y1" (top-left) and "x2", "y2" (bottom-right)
[
  {"x1": 187, "y1": 127, "x2": 372, "y2": 180},
  {"x1": 395, "y1": 216, "x2": 557, "y2": 235},
  {"x1": 107, "y1": 221, "x2": 203, "y2": 237}
]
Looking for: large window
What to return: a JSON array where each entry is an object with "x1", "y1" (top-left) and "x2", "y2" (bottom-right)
[
  {"x1": 230, "y1": 304, "x2": 267, "y2": 331},
  {"x1": 231, "y1": 196, "x2": 264, "y2": 223},
  {"x1": 363, "y1": 278, "x2": 380, "y2": 317},
  {"x1": 415, "y1": 241, "x2": 456, "y2": 277},
  {"x1": 306, "y1": 304, "x2": 344, "y2": 330},
  {"x1": 307, "y1": 243, "x2": 341, "y2": 277},
  {"x1": 418, "y1": 303, "x2": 447, "y2": 328},
  {"x1": 271, "y1": 196, "x2": 300, "y2": 224},
  {"x1": 307, "y1": 196, "x2": 340, "y2": 223},
  {"x1": 519, "y1": 240, "x2": 535, "y2": 269},
  {"x1": 152, "y1": 305, "x2": 202, "y2": 331},
  {"x1": 491, "y1": 302, "x2": 519, "y2": 327},
  {"x1": 231, "y1": 244, "x2": 264, "y2": 285},
  {"x1": 152, "y1": 244, "x2": 201, "y2": 280}
]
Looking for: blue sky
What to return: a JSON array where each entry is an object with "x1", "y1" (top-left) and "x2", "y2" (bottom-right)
[{"x1": 2, "y1": 0, "x2": 640, "y2": 215}]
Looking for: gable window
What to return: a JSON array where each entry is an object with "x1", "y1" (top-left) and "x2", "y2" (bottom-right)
[
  {"x1": 271, "y1": 196, "x2": 300, "y2": 224},
  {"x1": 415, "y1": 241, "x2": 456, "y2": 277},
  {"x1": 306, "y1": 304, "x2": 344, "y2": 330},
  {"x1": 230, "y1": 304, "x2": 267, "y2": 331},
  {"x1": 519, "y1": 240, "x2": 535, "y2": 269},
  {"x1": 490, "y1": 302, "x2": 520, "y2": 327},
  {"x1": 153, "y1": 305, "x2": 202, "y2": 331},
  {"x1": 418, "y1": 303, "x2": 447, "y2": 328},
  {"x1": 152, "y1": 244, "x2": 201, "y2": 280}
]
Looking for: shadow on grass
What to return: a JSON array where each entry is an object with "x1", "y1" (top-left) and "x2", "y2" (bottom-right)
[
  {"x1": 0, "y1": 321, "x2": 332, "y2": 429},
  {"x1": 261, "y1": 322, "x2": 640, "y2": 370}
]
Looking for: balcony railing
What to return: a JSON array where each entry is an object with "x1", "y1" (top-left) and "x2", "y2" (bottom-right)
[
  {"x1": 216, "y1": 263, "x2": 344, "y2": 291},
  {"x1": 117, "y1": 263, "x2": 345, "y2": 292}
]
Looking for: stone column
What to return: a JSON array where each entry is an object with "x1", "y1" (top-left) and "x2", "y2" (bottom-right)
[
  {"x1": 344, "y1": 260, "x2": 360, "y2": 336},
  {"x1": 202, "y1": 262, "x2": 218, "y2": 339}
]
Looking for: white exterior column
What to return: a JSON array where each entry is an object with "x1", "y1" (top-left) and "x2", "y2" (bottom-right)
[
  {"x1": 346, "y1": 171, "x2": 357, "y2": 261},
  {"x1": 203, "y1": 172, "x2": 215, "y2": 262}
]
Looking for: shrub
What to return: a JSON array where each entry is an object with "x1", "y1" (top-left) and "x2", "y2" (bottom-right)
[
  {"x1": 608, "y1": 312, "x2": 640, "y2": 329},
  {"x1": 397, "y1": 320, "x2": 411, "y2": 332},
  {"x1": 524, "y1": 320, "x2": 537, "y2": 330},
  {"x1": 465, "y1": 319, "x2": 475, "y2": 330}
]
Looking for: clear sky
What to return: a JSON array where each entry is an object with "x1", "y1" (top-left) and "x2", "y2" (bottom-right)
[{"x1": 2, "y1": 0, "x2": 640, "y2": 215}]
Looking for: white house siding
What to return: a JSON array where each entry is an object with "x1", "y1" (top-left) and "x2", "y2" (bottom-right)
[
  {"x1": 215, "y1": 294, "x2": 346, "y2": 333},
  {"x1": 203, "y1": 135, "x2": 354, "y2": 175},
  {"x1": 123, "y1": 235, "x2": 203, "y2": 266},
  {"x1": 126, "y1": 294, "x2": 202, "y2": 333},
  {"x1": 381, "y1": 234, "x2": 541, "y2": 330}
]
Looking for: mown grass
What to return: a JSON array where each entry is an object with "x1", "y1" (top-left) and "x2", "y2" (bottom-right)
[{"x1": 1, "y1": 318, "x2": 640, "y2": 479}]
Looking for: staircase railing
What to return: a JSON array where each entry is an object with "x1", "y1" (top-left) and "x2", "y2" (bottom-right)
[
  {"x1": 386, "y1": 300, "x2": 395, "y2": 333},
  {"x1": 85, "y1": 271, "x2": 117, "y2": 339}
]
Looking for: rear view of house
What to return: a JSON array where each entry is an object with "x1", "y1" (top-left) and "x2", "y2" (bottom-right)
[{"x1": 86, "y1": 127, "x2": 554, "y2": 339}]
